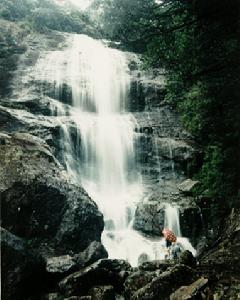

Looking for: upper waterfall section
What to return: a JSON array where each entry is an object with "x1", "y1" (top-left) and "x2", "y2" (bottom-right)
[{"x1": 37, "y1": 34, "x2": 131, "y2": 115}]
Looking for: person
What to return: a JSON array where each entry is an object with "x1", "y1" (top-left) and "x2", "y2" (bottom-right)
[
  {"x1": 162, "y1": 228, "x2": 176, "y2": 259},
  {"x1": 165, "y1": 239, "x2": 172, "y2": 259},
  {"x1": 170, "y1": 241, "x2": 183, "y2": 259}
]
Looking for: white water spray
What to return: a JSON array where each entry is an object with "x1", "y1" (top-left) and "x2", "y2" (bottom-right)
[{"x1": 34, "y1": 34, "x2": 196, "y2": 266}]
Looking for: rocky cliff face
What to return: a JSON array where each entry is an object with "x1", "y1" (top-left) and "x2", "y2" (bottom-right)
[
  {"x1": 1, "y1": 27, "x2": 238, "y2": 300},
  {"x1": 123, "y1": 52, "x2": 203, "y2": 247},
  {"x1": 0, "y1": 29, "x2": 107, "y2": 299},
  {"x1": 0, "y1": 132, "x2": 104, "y2": 256}
]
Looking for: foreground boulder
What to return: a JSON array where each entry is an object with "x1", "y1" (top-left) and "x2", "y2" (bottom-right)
[
  {"x1": 132, "y1": 264, "x2": 196, "y2": 300},
  {"x1": 124, "y1": 270, "x2": 160, "y2": 299},
  {"x1": 46, "y1": 241, "x2": 108, "y2": 279},
  {"x1": 0, "y1": 132, "x2": 104, "y2": 256},
  {"x1": 59, "y1": 259, "x2": 131, "y2": 297},
  {"x1": 1, "y1": 227, "x2": 45, "y2": 300},
  {"x1": 178, "y1": 251, "x2": 197, "y2": 268},
  {"x1": 90, "y1": 286, "x2": 115, "y2": 300},
  {"x1": 170, "y1": 277, "x2": 208, "y2": 300}
]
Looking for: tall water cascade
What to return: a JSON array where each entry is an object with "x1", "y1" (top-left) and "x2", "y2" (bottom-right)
[{"x1": 35, "y1": 34, "x2": 195, "y2": 266}]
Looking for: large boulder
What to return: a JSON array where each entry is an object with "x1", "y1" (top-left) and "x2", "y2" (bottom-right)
[
  {"x1": 154, "y1": 138, "x2": 197, "y2": 163},
  {"x1": 0, "y1": 132, "x2": 104, "y2": 256},
  {"x1": 1, "y1": 227, "x2": 45, "y2": 300},
  {"x1": 123, "y1": 270, "x2": 159, "y2": 299},
  {"x1": 170, "y1": 277, "x2": 208, "y2": 300},
  {"x1": 59, "y1": 259, "x2": 131, "y2": 297},
  {"x1": 177, "y1": 179, "x2": 199, "y2": 195},
  {"x1": 90, "y1": 286, "x2": 115, "y2": 300},
  {"x1": 178, "y1": 251, "x2": 197, "y2": 268},
  {"x1": 133, "y1": 202, "x2": 165, "y2": 236},
  {"x1": 132, "y1": 264, "x2": 196, "y2": 300},
  {"x1": 138, "y1": 260, "x2": 174, "y2": 272},
  {"x1": 133, "y1": 200, "x2": 202, "y2": 244},
  {"x1": 46, "y1": 241, "x2": 108, "y2": 278}
]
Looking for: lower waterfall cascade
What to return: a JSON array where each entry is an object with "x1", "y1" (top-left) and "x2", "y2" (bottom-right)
[{"x1": 35, "y1": 34, "x2": 196, "y2": 266}]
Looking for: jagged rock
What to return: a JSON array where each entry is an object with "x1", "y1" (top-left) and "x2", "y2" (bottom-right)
[
  {"x1": 154, "y1": 138, "x2": 197, "y2": 163},
  {"x1": 133, "y1": 200, "x2": 202, "y2": 243},
  {"x1": 46, "y1": 255, "x2": 76, "y2": 274},
  {"x1": 0, "y1": 133, "x2": 104, "y2": 256},
  {"x1": 170, "y1": 277, "x2": 208, "y2": 300},
  {"x1": 179, "y1": 251, "x2": 197, "y2": 268},
  {"x1": 177, "y1": 179, "x2": 199, "y2": 194},
  {"x1": 74, "y1": 241, "x2": 108, "y2": 268},
  {"x1": 59, "y1": 259, "x2": 131, "y2": 297},
  {"x1": 200, "y1": 208, "x2": 240, "y2": 273},
  {"x1": 43, "y1": 294, "x2": 63, "y2": 300},
  {"x1": 132, "y1": 264, "x2": 196, "y2": 300},
  {"x1": 139, "y1": 260, "x2": 174, "y2": 272},
  {"x1": 124, "y1": 270, "x2": 159, "y2": 299},
  {"x1": 46, "y1": 241, "x2": 108, "y2": 278},
  {"x1": 133, "y1": 202, "x2": 165, "y2": 236},
  {"x1": 90, "y1": 286, "x2": 115, "y2": 300},
  {"x1": 0, "y1": 105, "x2": 65, "y2": 161},
  {"x1": 1, "y1": 227, "x2": 45, "y2": 300}
]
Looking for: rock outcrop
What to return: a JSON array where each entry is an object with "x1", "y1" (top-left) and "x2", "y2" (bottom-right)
[
  {"x1": 46, "y1": 241, "x2": 108, "y2": 279},
  {"x1": 59, "y1": 259, "x2": 131, "y2": 297},
  {"x1": 1, "y1": 227, "x2": 45, "y2": 300},
  {"x1": 133, "y1": 199, "x2": 202, "y2": 244},
  {"x1": 0, "y1": 132, "x2": 104, "y2": 257}
]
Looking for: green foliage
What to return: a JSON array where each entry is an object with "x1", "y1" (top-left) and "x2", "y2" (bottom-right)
[
  {"x1": 195, "y1": 145, "x2": 223, "y2": 197},
  {"x1": 0, "y1": 0, "x2": 98, "y2": 36}
]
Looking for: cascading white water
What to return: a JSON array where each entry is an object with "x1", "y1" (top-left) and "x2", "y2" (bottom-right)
[
  {"x1": 164, "y1": 204, "x2": 196, "y2": 257},
  {"x1": 34, "y1": 34, "x2": 196, "y2": 266},
  {"x1": 164, "y1": 204, "x2": 181, "y2": 237}
]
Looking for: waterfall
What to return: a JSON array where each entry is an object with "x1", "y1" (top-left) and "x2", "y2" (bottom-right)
[
  {"x1": 164, "y1": 204, "x2": 181, "y2": 237},
  {"x1": 34, "y1": 34, "x2": 196, "y2": 266},
  {"x1": 164, "y1": 204, "x2": 196, "y2": 256}
]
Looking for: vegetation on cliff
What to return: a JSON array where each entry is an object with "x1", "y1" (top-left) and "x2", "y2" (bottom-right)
[
  {"x1": 0, "y1": 0, "x2": 97, "y2": 34},
  {"x1": 0, "y1": 0, "x2": 100, "y2": 95},
  {"x1": 91, "y1": 0, "x2": 240, "y2": 205}
]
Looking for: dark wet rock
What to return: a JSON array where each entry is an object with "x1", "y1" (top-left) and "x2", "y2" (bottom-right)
[
  {"x1": 179, "y1": 251, "x2": 197, "y2": 268},
  {"x1": 154, "y1": 138, "x2": 197, "y2": 163},
  {"x1": 126, "y1": 53, "x2": 166, "y2": 112},
  {"x1": 139, "y1": 260, "x2": 174, "y2": 272},
  {"x1": 124, "y1": 270, "x2": 159, "y2": 299},
  {"x1": 0, "y1": 105, "x2": 26, "y2": 132},
  {"x1": 74, "y1": 241, "x2": 108, "y2": 268},
  {"x1": 133, "y1": 200, "x2": 202, "y2": 244},
  {"x1": 43, "y1": 294, "x2": 64, "y2": 300},
  {"x1": 1, "y1": 227, "x2": 45, "y2": 300},
  {"x1": 90, "y1": 286, "x2": 115, "y2": 300},
  {"x1": 0, "y1": 104, "x2": 65, "y2": 158},
  {"x1": 179, "y1": 206, "x2": 203, "y2": 246},
  {"x1": 177, "y1": 179, "x2": 199, "y2": 194},
  {"x1": 0, "y1": 133, "x2": 104, "y2": 256},
  {"x1": 170, "y1": 277, "x2": 208, "y2": 300},
  {"x1": 199, "y1": 208, "x2": 240, "y2": 274},
  {"x1": 46, "y1": 255, "x2": 76, "y2": 274},
  {"x1": 132, "y1": 264, "x2": 196, "y2": 300},
  {"x1": 137, "y1": 253, "x2": 150, "y2": 265},
  {"x1": 59, "y1": 259, "x2": 131, "y2": 297},
  {"x1": 45, "y1": 241, "x2": 108, "y2": 280},
  {"x1": 133, "y1": 202, "x2": 165, "y2": 236}
]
